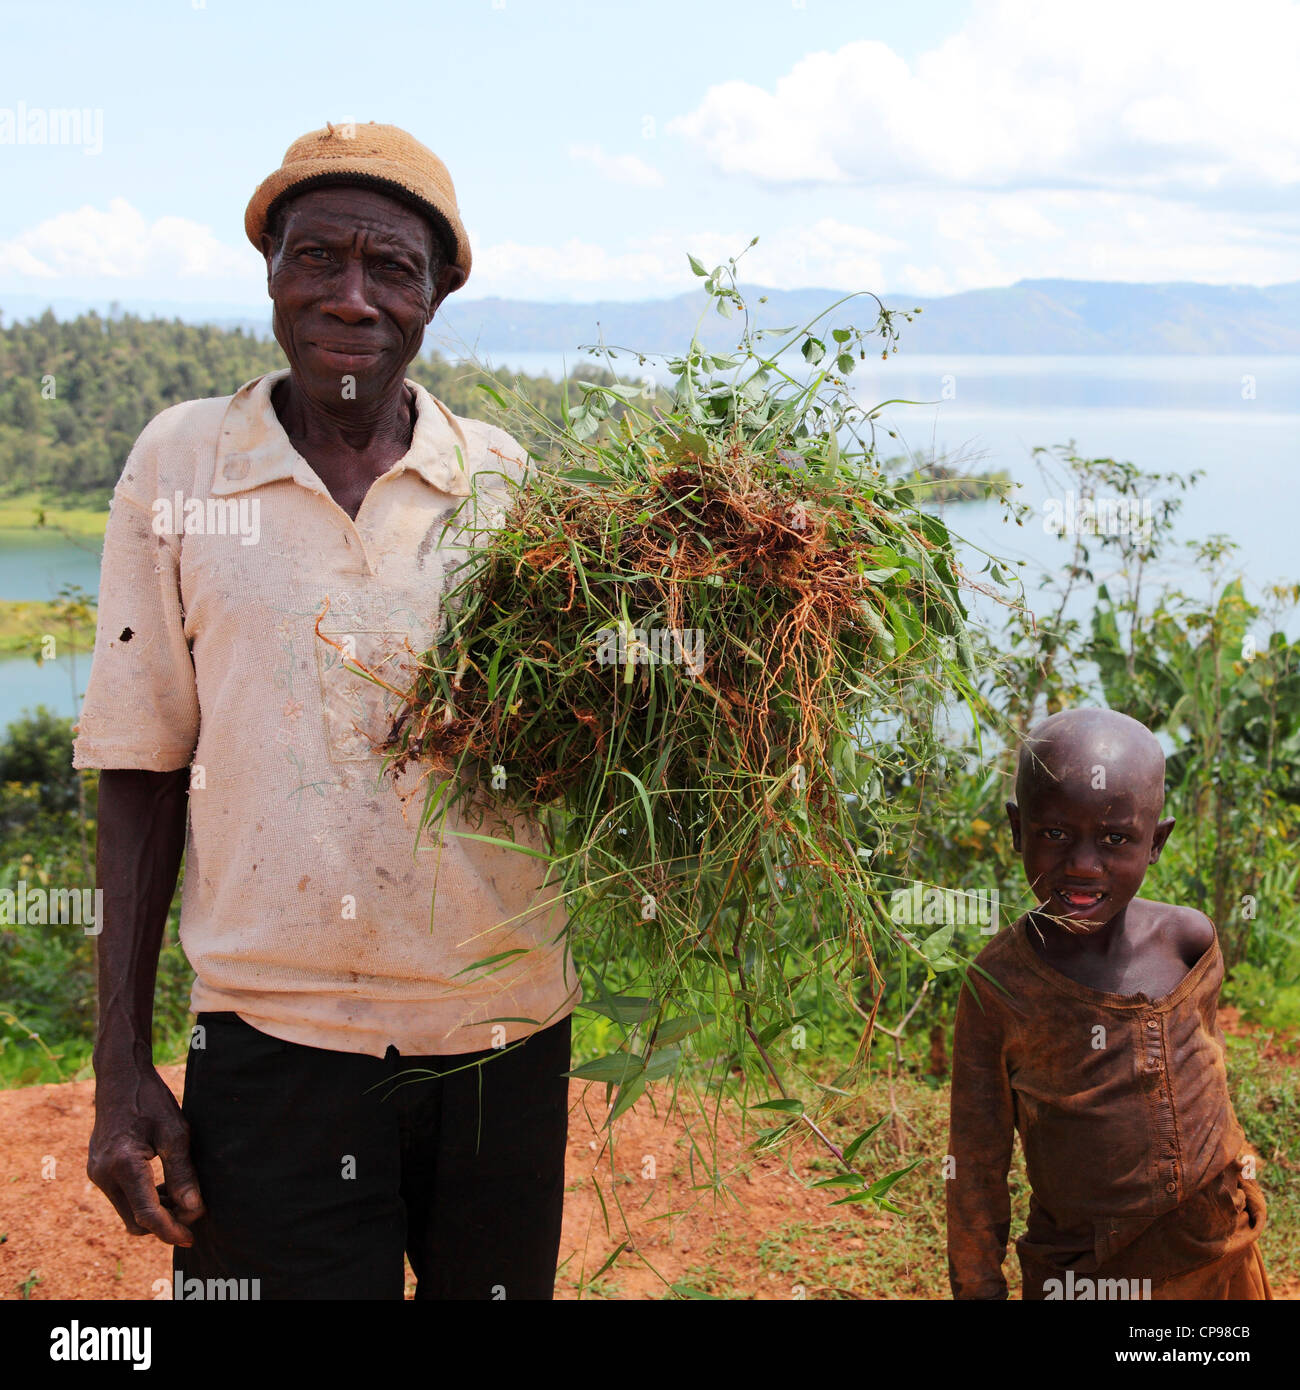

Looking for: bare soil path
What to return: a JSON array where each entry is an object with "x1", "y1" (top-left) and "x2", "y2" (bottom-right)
[{"x1": 1, "y1": 1055, "x2": 1293, "y2": 1301}]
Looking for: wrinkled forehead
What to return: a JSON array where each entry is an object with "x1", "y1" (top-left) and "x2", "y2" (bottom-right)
[{"x1": 274, "y1": 184, "x2": 436, "y2": 253}]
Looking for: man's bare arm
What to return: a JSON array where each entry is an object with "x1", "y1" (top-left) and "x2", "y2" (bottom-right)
[{"x1": 86, "y1": 766, "x2": 203, "y2": 1246}]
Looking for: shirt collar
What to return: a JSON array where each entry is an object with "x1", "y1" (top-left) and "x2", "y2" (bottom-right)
[{"x1": 210, "y1": 367, "x2": 473, "y2": 499}]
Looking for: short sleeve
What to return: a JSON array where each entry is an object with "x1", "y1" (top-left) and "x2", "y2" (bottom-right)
[
  {"x1": 462, "y1": 421, "x2": 533, "y2": 530},
  {"x1": 479, "y1": 422, "x2": 531, "y2": 488},
  {"x1": 72, "y1": 420, "x2": 201, "y2": 772}
]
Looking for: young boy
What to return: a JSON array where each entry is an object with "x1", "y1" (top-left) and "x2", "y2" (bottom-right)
[{"x1": 946, "y1": 708, "x2": 1270, "y2": 1300}]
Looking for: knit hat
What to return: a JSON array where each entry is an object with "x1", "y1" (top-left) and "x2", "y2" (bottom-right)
[{"x1": 245, "y1": 122, "x2": 472, "y2": 286}]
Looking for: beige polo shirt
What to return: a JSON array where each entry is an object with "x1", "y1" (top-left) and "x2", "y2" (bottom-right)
[{"x1": 73, "y1": 368, "x2": 580, "y2": 1057}]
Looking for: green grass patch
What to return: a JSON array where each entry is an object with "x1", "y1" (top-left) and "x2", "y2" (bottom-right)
[
  {"x1": 0, "y1": 599, "x2": 95, "y2": 657},
  {"x1": 0, "y1": 491, "x2": 109, "y2": 538}
]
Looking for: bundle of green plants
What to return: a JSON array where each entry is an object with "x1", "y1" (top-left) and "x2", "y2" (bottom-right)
[{"x1": 339, "y1": 246, "x2": 984, "y2": 1184}]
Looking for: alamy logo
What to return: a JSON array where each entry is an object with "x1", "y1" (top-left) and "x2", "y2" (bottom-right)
[
  {"x1": 595, "y1": 625, "x2": 704, "y2": 676},
  {"x1": 49, "y1": 1322, "x2": 150, "y2": 1369},
  {"x1": 0, "y1": 880, "x2": 102, "y2": 934},
  {"x1": 1042, "y1": 492, "x2": 1153, "y2": 540},
  {"x1": 153, "y1": 1274, "x2": 262, "y2": 1300},
  {"x1": 889, "y1": 882, "x2": 999, "y2": 932},
  {"x1": 1043, "y1": 1271, "x2": 1152, "y2": 1300},
  {"x1": 152, "y1": 491, "x2": 261, "y2": 545},
  {"x1": 0, "y1": 103, "x2": 103, "y2": 155}
]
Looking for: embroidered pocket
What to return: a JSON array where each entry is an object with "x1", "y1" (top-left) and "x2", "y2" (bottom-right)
[{"x1": 314, "y1": 626, "x2": 414, "y2": 763}]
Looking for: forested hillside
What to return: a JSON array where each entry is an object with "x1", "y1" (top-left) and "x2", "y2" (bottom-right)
[{"x1": 0, "y1": 309, "x2": 609, "y2": 501}]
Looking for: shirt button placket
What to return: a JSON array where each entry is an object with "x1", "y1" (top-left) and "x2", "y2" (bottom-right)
[{"x1": 1145, "y1": 1013, "x2": 1179, "y2": 1200}]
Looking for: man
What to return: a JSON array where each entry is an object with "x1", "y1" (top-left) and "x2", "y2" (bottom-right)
[{"x1": 76, "y1": 123, "x2": 580, "y2": 1300}]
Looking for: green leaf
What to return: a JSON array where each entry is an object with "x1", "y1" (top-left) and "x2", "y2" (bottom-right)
[
  {"x1": 862, "y1": 1157, "x2": 925, "y2": 1198},
  {"x1": 607, "y1": 1074, "x2": 646, "y2": 1124},
  {"x1": 820, "y1": 426, "x2": 839, "y2": 478},
  {"x1": 579, "y1": 995, "x2": 657, "y2": 1025},
  {"x1": 561, "y1": 468, "x2": 619, "y2": 485},
  {"x1": 749, "y1": 1121, "x2": 797, "y2": 1150},
  {"x1": 614, "y1": 768, "x2": 657, "y2": 863},
  {"x1": 671, "y1": 1282, "x2": 726, "y2": 1300},
  {"x1": 475, "y1": 383, "x2": 509, "y2": 409},
  {"x1": 642, "y1": 1045, "x2": 683, "y2": 1081},
  {"x1": 442, "y1": 829, "x2": 552, "y2": 860},
  {"x1": 652, "y1": 1013, "x2": 715, "y2": 1044},
  {"x1": 666, "y1": 429, "x2": 710, "y2": 461},
  {"x1": 587, "y1": 1241, "x2": 628, "y2": 1283},
  {"x1": 926, "y1": 955, "x2": 963, "y2": 974},
  {"x1": 749, "y1": 1098, "x2": 804, "y2": 1114},
  {"x1": 801, "y1": 336, "x2": 826, "y2": 366},
  {"x1": 842, "y1": 1115, "x2": 889, "y2": 1164},
  {"x1": 485, "y1": 643, "x2": 506, "y2": 702},
  {"x1": 453, "y1": 948, "x2": 530, "y2": 977},
  {"x1": 567, "y1": 1052, "x2": 645, "y2": 1083},
  {"x1": 582, "y1": 382, "x2": 647, "y2": 403},
  {"x1": 922, "y1": 920, "x2": 956, "y2": 959},
  {"x1": 826, "y1": 1157, "x2": 925, "y2": 1207},
  {"x1": 687, "y1": 254, "x2": 708, "y2": 276}
]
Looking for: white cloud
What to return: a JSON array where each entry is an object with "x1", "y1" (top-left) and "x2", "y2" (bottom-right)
[
  {"x1": 463, "y1": 186, "x2": 1300, "y2": 301},
  {"x1": 568, "y1": 143, "x2": 665, "y2": 188},
  {"x1": 0, "y1": 197, "x2": 254, "y2": 282},
  {"x1": 467, "y1": 234, "x2": 671, "y2": 291},
  {"x1": 871, "y1": 188, "x2": 1300, "y2": 295},
  {"x1": 464, "y1": 219, "x2": 904, "y2": 300},
  {"x1": 668, "y1": 0, "x2": 1300, "y2": 199}
]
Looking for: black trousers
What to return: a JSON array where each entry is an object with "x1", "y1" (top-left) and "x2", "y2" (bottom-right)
[{"x1": 172, "y1": 1010, "x2": 572, "y2": 1300}]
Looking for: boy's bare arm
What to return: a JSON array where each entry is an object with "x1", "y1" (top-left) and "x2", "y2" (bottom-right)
[{"x1": 946, "y1": 977, "x2": 1016, "y2": 1299}]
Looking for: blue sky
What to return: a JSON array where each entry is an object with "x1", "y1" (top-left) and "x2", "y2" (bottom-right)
[{"x1": 1, "y1": 0, "x2": 1297, "y2": 307}]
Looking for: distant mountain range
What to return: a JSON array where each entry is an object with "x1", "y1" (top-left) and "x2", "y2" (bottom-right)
[{"x1": 3, "y1": 278, "x2": 1299, "y2": 356}]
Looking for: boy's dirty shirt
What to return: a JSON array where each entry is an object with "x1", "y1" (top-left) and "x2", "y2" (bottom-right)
[
  {"x1": 73, "y1": 369, "x2": 580, "y2": 1057},
  {"x1": 947, "y1": 917, "x2": 1267, "y2": 1299}
]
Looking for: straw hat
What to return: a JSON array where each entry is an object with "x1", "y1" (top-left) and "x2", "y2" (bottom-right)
[{"x1": 245, "y1": 121, "x2": 472, "y2": 286}]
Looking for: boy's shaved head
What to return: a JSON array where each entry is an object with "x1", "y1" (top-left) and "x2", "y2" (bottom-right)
[
  {"x1": 1007, "y1": 708, "x2": 1173, "y2": 934},
  {"x1": 1016, "y1": 708, "x2": 1166, "y2": 816}
]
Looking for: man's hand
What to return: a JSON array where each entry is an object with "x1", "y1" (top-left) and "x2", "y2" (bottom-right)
[
  {"x1": 88, "y1": 1061, "x2": 205, "y2": 1245},
  {"x1": 88, "y1": 767, "x2": 194, "y2": 1245}
]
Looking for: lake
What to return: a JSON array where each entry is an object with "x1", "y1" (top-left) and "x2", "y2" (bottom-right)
[
  {"x1": 0, "y1": 529, "x2": 103, "y2": 600},
  {"x1": 2, "y1": 354, "x2": 1298, "y2": 732}
]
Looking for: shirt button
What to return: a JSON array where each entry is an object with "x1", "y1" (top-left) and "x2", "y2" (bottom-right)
[
  {"x1": 1146, "y1": 1019, "x2": 1159, "y2": 1029},
  {"x1": 1166, "y1": 1182, "x2": 1177, "y2": 1192}
]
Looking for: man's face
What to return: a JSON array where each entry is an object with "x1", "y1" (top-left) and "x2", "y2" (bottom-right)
[
  {"x1": 260, "y1": 185, "x2": 463, "y2": 405},
  {"x1": 1006, "y1": 775, "x2": 1174, "y2": 934}
]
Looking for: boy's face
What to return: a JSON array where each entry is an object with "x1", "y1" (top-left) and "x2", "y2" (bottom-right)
[{"x1": 1006, "y1": 771, "x2": 1175, "y2": 934}]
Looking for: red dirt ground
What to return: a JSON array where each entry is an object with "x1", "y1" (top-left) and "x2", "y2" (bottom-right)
[
  {"x1": 1, "y1": 1056, "x2": 1293, "y2": 1301},
  {"x1": 0, "y1": 1065, "x2": 876, "y2": 1301}
]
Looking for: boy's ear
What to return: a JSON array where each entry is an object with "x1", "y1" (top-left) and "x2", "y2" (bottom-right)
[
  {"x1": 1149, "y1": 816, "x2": 1176, "y2": 863},
  {"x1": 1005, "y1": 801, "x2": 1022, "y2": 852}
]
